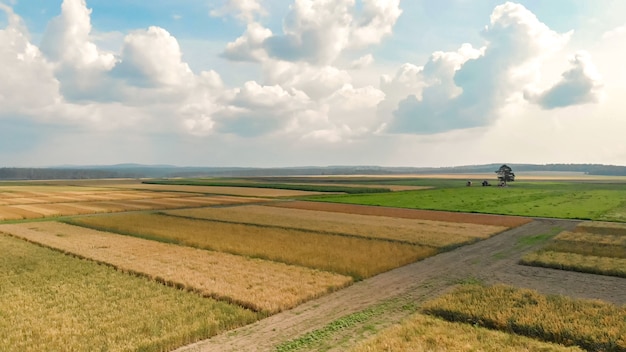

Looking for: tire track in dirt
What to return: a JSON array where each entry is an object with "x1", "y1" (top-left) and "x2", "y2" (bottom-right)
[{"x1": 176, "y1": 219, "x2": 626, "y2": 352}]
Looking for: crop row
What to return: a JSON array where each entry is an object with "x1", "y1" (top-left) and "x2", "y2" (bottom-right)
[
  {"x1": 421, "y1": 284, "x2": 626, "y2": 351},
  {"x1": 66, "y1": 213, "x2": 435, "y2": 280},
  {"x1": 0, "y1": 233, "x2": 260, "y2": 352},
  {"x1": 0, "y1": 222, "x2": 351, "y2": 314},
  {"x1": 165, "y1": 205, "x2": 507, "y2": 248}
]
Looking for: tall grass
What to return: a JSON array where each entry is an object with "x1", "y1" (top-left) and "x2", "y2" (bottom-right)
[
  {"x1": 66, "y1": 213, "x2": 435, "y2": 280},
  {"x1": 0, "y1": 234, "x2": 260, "y2": 352},
  {"x1": 544, "y1": 231, "x2": 626, "y2": 258},
  {"x1": 422, "y1": 284, "x2": 626, "y2": 351}
]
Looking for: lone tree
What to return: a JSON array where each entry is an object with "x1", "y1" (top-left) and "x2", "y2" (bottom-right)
[{"x1": 496, "y1": 164, "x2": 515, "y2": 186}]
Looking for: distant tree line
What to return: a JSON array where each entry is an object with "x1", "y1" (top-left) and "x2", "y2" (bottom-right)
[{"x1": 0, "y1": 168, "x2": 129, "y2": 180}]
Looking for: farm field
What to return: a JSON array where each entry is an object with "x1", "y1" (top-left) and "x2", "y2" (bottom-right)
[
  {"x1": 310, "y1": 181, "x2": 626, "y2": 221},
  {"x1": 521, "y1": 221, "x2": 626, "y2": 278},
  {"x1": 165, "y1": 205, "x2": 510, "y2": 248},
  {"x1": 0, "y1": 234, "x2": 260, "y2": 352},
  {"x1": 0, "y1": 184, "x2": 266, "y2": 220},
  {"x1": 268, "y1": 200, "x2": 531, "y2": 227},
  {"x1": 350, "y1": 313, "x2": 583, "y2": 352},
  {"x1": 0, "y1": 222, "x2": 351, "y2": 314},
  {"x1": 66, "y1": 213, "x2": 437, "y2": 279},
  {"x1": 421, "y1": 284, "x2": 626, "y2": 351},
  {"x1": 3, "y1": 177, "x2": 626, "y2": 351}
]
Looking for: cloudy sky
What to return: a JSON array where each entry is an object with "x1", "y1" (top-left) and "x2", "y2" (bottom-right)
[{"x1": 1, "y1": 0, "x2": 625, "y2": 167}]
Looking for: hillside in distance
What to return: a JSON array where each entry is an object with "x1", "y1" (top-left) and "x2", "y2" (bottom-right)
[{"x1": 1, "y1": 163, "x2": 626, "y2": 180}]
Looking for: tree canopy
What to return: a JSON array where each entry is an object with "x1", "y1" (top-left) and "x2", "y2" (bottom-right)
[{"x1": 496, "y1": 164, "x2": 515, "y2": 185}]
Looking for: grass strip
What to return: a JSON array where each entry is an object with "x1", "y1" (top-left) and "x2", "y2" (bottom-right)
[{"x1": 422, "y1": 284, "x2": 626, "y2": 351}]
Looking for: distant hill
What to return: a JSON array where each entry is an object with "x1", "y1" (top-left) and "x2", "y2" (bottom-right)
[{"x1": 1, "y1": 163, "x2": 626, "y2": 180}]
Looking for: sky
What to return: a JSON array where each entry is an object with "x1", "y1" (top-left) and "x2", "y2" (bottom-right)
[{"x1": 1, "y1": 0, "x2": 625, "y2": 167}]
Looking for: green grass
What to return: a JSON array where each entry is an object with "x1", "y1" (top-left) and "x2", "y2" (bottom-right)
[
  {"x1": 310, "y1": 181, "x2": 626, "y2": 221},
  {"x1": 143, "y1": 179, "x2": 391, "y2": 194},
  {"x1": 0, "y1": 234, "x2": 260, "y2": 352}
]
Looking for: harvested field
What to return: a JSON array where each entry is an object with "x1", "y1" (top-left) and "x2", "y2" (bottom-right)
[
  {"x1": 0, "y1": 233, "x2": 260, "y2": 352},
  {"x1": 107, "y1": 182, "x2": 328, "y2": 197},
  {"x1": 351, "y1": 313, "x2": 582, "y2": 352},
  {"x1": 269, "y1": 201, "x2": 531, "y2": 227},
  {"x1": 576, "y1": 221, "x2": 626, "y2": 236},
  {"x1": 67, "y1": 213, "x2": 436, "y2": 279},
  {"x1": 545, "y1": 231, "x2": 626, "y2": 258},
  {"x1": 166, "y1": 205, "x2": 507, "y2": 248},
  {"x1": 0, "y1": 222, "x2": 352, "y2": 314},
  {"x1": 422, "y1": 284, "x2": 626, "y2": 351}
]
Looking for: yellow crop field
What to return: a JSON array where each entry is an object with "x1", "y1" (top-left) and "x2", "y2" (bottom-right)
[
  {"x1": 351, "y1": 313, "x2": 583, "y2": 352},
  {"x1": 422, "y1": 284, "x2": 626, "y2": 351},
  {"x1": 0, "y1": 234, "x2": 260, "y2": 352},
  {"x1": 521, "y1": 221, "x2": 626, "y2": 277},
  {"x1": 521, "y1": 251, "x2": 626, "y2": 278},
  {"x1": 67, "y1": 213, "x2": 436, "y2": 279},
  {"x1": 0, "y1": 222, "x2": 351, "y2": 314},
  {"x1": 166, "y1": 205, "x2": 507, "y2": 248}
]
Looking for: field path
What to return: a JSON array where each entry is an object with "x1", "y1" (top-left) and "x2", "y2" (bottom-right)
[{"x1": 177, "y1": 218, "x2": 626, "y2": 352}]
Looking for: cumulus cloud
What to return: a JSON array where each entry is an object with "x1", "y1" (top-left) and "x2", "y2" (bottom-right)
[
  {"x1": 386, "y1": 2, "x2": 572, "y2": 134},
  {"x1": 263, "y1": 60, "x2": 352, "y2": 100},
  {"x1": 221, "y1": 22, "x2": 272, "y2": 62},
  {"x1": 350, "y1": 54, "x2": 374, "y2": 69},
  {"x1": 39, "y1": 0, "x2": 116, "y2": 101},
  {"x1": 525, "y1": 51, "x2": 603, "y2": 109},
  {"x1": 213, "y1": 81, "x2": 314, "y2": 136},
  {"x1": 224, "y1": 0, "x2": 401, "y2": 65},
  {"x1": 0, "y1": 4, "x2": 60, "y2": 114}
]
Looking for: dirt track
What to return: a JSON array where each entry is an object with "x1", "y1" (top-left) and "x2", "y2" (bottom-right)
[{"x1": 177, "y1": 219, "x2": 626, "y2": 352}]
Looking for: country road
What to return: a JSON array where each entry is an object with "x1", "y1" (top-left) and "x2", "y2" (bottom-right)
[{"x1": 177, "y1": 218, "x2": 626, "y2": 352}]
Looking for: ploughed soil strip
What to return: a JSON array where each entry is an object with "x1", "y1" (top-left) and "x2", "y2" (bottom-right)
[{"x1": 178, "y1": 218, "x2": 626, "y2": 352}]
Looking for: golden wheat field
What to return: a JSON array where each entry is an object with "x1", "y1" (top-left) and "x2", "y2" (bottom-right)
[
  {"x1": 421, "y1": 284, "x2": 626, "y2": 351},
  {"x1": 269, "y1": 201, "x2": 532, "y2": 227},
  {"x1": 521, "y1": 221, "x2": 626, "y2": 277},
  {"x1": 67, "y1": 213, "x2": 436, "y2": 279},
  {"x1": 0, "y1": 222, "x2": 352, "y2": 314},
  {"x1": 0, "y1": 234, "x2": 261, "y2": 352},
  {"x1": 350, "y1": 313, "x2": 583, "y2": 352},
  {"x1": 0, "y1": 184, "x2": 266, "y2": 220},
  {"x1": 165, "y1": 205, "x2": 507, "y2": 248}
]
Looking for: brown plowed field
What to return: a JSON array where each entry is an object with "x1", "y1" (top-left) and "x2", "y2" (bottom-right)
[{"x1": 270, "y1": 201, "x2": 531, "y2": 227}]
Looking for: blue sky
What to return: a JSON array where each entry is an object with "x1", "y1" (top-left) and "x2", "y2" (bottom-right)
[{"x1": 1, "y1": 0, "x2": 625, "y2": 167}]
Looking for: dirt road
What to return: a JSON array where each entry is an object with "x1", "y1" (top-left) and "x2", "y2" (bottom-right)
[{"x1": 177, "y1": 219, "x2": 626, "y2": 352}]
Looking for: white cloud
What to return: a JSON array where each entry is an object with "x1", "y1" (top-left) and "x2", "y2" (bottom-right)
[
  {"x1": 263, "y1": 60, "x2": 352, "y2": 100},
  {"x1": 350, "y1": 54, "x2": 374, "y2": 69},
  {"x1": 113, "y1": 26, "x2": 193, "y2": 87},
  {"x1": 0, "y1": 4, "x2": 60, "y2": 115},
  {"x1": 525, "y1": 51, "x2": 603, "y2": 109},
  {"x1": 221, "y1": 22, "x2": 272, "y2": 62},
  {"x1": 350, "y1": 0, "x2": 402, "y2": 47},
  {"x1": 387, "y1": 2, "x2": 572, "y2": 134},
  {"x1": 211, "y1": 0, "x2": 265, "y2": 23},
  {"x1": 39, "y1": 0, "x2": 116, "y2": 101}
]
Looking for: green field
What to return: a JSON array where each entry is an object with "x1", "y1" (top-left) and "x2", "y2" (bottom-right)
[{"x1": 310, "y1": 181, "x2": 626, "y2": 221}]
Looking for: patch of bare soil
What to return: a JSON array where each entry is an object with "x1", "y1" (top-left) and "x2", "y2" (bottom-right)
[{"x1": 176, "y1": 218, "x2": 626, "y2": 352}]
